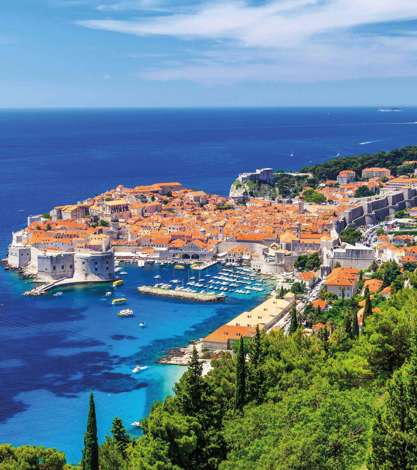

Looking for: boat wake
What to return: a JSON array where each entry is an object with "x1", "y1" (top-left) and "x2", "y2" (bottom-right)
[{"x1": 359, "y1": 140, "x2": 379, "y2": 146}]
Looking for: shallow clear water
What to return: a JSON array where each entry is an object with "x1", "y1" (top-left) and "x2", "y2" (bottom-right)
[
  {"x1": 1, "y1": 107, "x2": 417, "y2": 462},
  {"x1": 0, "y1": 262, "x2": 269, "y2": 463}
]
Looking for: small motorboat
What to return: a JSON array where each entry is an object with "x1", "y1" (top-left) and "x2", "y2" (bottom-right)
[
  {"x1": 174, "y1": 264, "x2": 185, "y2": 270},
  {"x1": 132, "y1": 365, "x2": 148, "y2": 373},
  {"x1": 105, "y1": 291, "x2": 112, "y2": 297},
  {"x1": 118, "y1": 308, "x2": 133, "y2": 317},
  {"x1": 131, "y1": 421, "x2": 143, "y2": 428},
  {"x1": 112, "y1": 297, "x2": 127, "y2": 305},
  {"x1": 120, "y1": 271, "x2": 128, "y2": 275},
  {"x1": 139, "y1": 321, "x2": 145, "y2": 328},
  {"x1": 113, "y1": 279, "x2": 124, "y2": 287},
  {"x1": 53, "y1": 291, "x2": 63, "y2": 297}
]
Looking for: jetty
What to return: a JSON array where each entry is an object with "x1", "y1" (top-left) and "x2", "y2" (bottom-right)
[
  {"x1": 23, "y1": 278, "x2": 66, "y2": 296},
  {"x1": 138, "y1": 285, "x2": 225, "y2": 302}
]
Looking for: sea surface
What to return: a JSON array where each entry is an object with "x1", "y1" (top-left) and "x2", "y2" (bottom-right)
[{"x1": 0, "y1": 107, "x2": 417, "y2": 463}]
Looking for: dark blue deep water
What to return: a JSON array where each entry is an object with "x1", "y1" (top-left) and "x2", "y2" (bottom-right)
[{"x1": 0, "y1": 107, "x2": 417, "y2": 462}]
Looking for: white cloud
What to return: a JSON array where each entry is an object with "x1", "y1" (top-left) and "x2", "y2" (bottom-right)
[{"x1": 77, "y1": 0, "x2": 417, "y2": 83}]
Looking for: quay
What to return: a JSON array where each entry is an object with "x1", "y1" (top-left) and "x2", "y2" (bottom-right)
[{"x1": 138, "y1": 285, "x2": 225, "y2": 302}]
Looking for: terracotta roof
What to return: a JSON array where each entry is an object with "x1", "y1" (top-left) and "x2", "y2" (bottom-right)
[
  {"x1": 204, "y1": 325, "x2": 256, "y2": 343},
  {"x1": 311, "y1": 299, "x2": 328, "y2": 310},
  {"x1": 325, "y1": 267, "x2": 359, "y2": 287},
  {"x1": 363, "y1": 279, "x2": 383, "y2": 294}
]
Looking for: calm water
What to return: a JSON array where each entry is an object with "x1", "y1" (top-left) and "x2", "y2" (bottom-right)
[{"x1": 1, "y1": 107, "x2": 417, "y2": 462}]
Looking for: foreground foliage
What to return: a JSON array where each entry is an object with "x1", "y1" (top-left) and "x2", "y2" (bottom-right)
[{"x1": 6, "y1": 283, "x2": 417, "y2": 469}]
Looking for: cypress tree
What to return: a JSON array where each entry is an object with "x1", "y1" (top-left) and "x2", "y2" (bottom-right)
[
  {"x1": 175, "y1": 345, "x2": 205, "y2": 417},
  {"x1": 369, "y1": 329, "x2": 417, "y2": 469},
  {"x1": 288, "y1": 305, "x2": 298, "y2": 334},
  {"x1": 249, "y1": 325, "x2": 262, "y2": 368},
  {"x1": 363, "y1": 288, "x2": 372, "y2": 322},
  {"x1": 248, "y1": 326, "x2": 264, "y2": 404},
  {"x1": 352, "y1": 311, "x2": 360, "y2": 338},
  {"x1": 235, "y1": 336, "x2": 246, "y2": 411},
  {"x1": 82, "y1": 392, "x2": 99, "y2": 470},
  {"x1": 344, "y1": 311, "x2": 353, "y2": 339},
  {"x1": 111, "y1": 417, "x2": 130, "y2": 459}
]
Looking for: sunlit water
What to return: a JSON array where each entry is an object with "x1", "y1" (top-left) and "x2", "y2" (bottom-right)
[{"x1": 1, "y1": 107, "x2": 417, "y2": 462}]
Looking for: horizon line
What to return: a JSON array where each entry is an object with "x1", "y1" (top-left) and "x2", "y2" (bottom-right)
[{"x1": 0, "y1": 104, "x2": 416, "y2": 111}]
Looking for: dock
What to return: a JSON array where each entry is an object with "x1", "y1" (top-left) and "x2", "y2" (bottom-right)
[
  {"x1": 191, "y1": 261, "x2": 219, "y2": 271},
  {"x1": 138, "y1": 285, "x2": 225, "y2": 302},
  {"x1": 23, "y1": 278, "x2": 66, "y2": 296}
]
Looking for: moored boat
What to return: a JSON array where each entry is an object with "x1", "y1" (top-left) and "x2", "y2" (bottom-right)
[{"x1": 118, "y1": 308, "x2": 134, "y2": 317}]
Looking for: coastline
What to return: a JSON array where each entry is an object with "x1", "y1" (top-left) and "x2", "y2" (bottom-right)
[{"x1": 2, "y1": 108, "x2": 417, "y2": 463}]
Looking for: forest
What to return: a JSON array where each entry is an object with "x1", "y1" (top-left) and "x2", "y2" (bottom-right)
[{"x1": 302, "y1": 145, "x2": 417, "y2": 180}]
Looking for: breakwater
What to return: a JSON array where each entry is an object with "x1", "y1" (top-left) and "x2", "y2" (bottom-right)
[{"x1": 138, "y1": 285, "x2": 226, "y2": 302}]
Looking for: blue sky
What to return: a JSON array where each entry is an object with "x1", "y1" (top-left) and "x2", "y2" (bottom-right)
[{"x1": 1, "y1": 0, "x2": 417, "y2": 107}]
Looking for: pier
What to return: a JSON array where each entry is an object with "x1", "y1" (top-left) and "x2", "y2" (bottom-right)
[
  {"x1": 138, "y1": 285, "x2": 225, "y2": 302},
  {"x1": 23, "y1": 278, "x2": 66, "y2": 296}
]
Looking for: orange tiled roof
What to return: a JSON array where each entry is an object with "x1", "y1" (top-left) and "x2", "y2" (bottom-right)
[
  {"x1": 204, "y1": 325, "x2": 256, "y2": 343},
  {"x1": 363, "y1": 279, "x2": 383, "y2": 294},
  {"x1": 325, "y1": 267, "x2": 359, "y2": 287}
]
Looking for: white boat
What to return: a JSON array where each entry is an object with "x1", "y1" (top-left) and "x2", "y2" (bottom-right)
[
  {"x1": 120, "y1": 271, "x2": 128, "y2": 275},
  {"x1": 118, "y1": 308, "x2": 134, "y2": 317},
  {"x1": 115, "y1": 267, "x2": 122, "y2": 273},
  {"x1": 132, "y1": 365, "x2": 148, "y2": 373},
  {"x1": 154, "y1": 275, "x2": 161, "y2": 279},
  {"x1": 105, "y1": 291, "x2": 112, "y2": 296},
  {"x1": 53, "y1": 291, "x2": 63, "y2": 297},
  {"x1": 139, "y1": 321, "x2": 145, "y2": 327},
  {"x1": 131, "y1": 421, "x2": 142, "y2": 428}
]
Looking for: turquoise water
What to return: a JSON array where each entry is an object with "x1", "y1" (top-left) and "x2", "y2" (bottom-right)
[
  {"x1": 0, "y1": 262, "x2": 269, "y2": 463},
  {"x1": 1, "y1": 107, "x2": 417, "y2": 463}
]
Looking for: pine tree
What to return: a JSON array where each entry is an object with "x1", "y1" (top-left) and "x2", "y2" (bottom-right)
[
  {"x1": 235, "y1": 336, "x2": 246, "y2": 411},
  {"x1": 368, "y1": 329, "x2": 417, "y2": 469},
  {"x1": 82, "y1": 392, "x2": 99, "y2": 470},
  {"x1": 111, "y1": 417, "x2": 130, "y2": 459},
  {"x1": 288, "y1": 305, "x2": 299, "y2": 334}
]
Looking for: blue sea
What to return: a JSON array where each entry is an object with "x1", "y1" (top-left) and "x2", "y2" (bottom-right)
[{"x1": 0, "y1": 107, "x2": 417, "y2": 463}]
